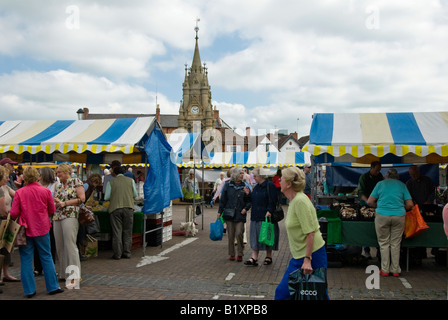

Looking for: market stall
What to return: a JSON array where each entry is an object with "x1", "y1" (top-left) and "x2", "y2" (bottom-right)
[
  {"x1": 303, "y1": 111, "x2": 448, "y2": 268},
  {"x1": 0, "y1": 117, "x2": 182, "y2": 255}
]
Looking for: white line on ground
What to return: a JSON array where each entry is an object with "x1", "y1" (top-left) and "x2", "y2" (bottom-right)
[
  {"x1": 136, "y1": 237, "x2": 198, "y2": 268},
  {"x1": 399, "y1": 277, "x2": 413, "y2": 289},
  {"x1": 225, "y1": 273, "x2": 235, "y2": 281}
]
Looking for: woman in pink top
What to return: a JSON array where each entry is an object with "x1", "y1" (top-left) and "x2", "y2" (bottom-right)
[{"x1": 10, "y1": 166, "x2": 63, "y2": 298}]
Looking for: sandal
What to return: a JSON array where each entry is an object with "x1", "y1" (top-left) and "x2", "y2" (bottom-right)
[
  {"x1": 237, "y1": 256, "x2": 243, "y2": 262},
  {"x1": 229, "y1": 256, "x2": 235, "y2": 261},
  {"x1": 244, "y1": 258, "x2": 258, "y2": 266},
  {"x1": 264, "y1": 257, "x2": 273, "y2": 265}
]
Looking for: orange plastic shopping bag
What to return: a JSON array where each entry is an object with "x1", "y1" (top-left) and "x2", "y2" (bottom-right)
[{"x1": 404, "y1": 204, "x2": 429, "y2": 239}]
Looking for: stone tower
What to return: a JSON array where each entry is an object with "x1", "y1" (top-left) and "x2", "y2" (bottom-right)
[{"x1": 178, "y1": 22, "x2": 214, "y2": 132}]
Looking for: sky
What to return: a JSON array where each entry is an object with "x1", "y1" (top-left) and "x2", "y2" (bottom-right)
[{"x1": 1, "y1": 0, "x2": 448, "y2": 138}]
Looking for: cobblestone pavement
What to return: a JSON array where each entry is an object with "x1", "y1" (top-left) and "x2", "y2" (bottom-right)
[{"x1": 1, "y1": 204, "x2": 447, "y2": 302}]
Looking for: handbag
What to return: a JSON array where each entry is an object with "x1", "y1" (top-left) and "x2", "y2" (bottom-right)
[
  {"x1": 85, "y1": 215, "x2": 101, "y2": 234},
  {"x1": 1, "y1": 217, "x2": 21, "y2": 253},
  {"x1": 267, "y1": 182, "x2": 284, "y2": 223},
  {"x1": 78, "y1": 204, "x2": 95, "y2": 226},
  {"x1": 81, "y1": 234, "x2": 98, "y2": 258},
  {"x1": 209, "y1": 218, "x2": 224, "y2": 241},
  {"x1": 14, "y1": 226, "x2": 27, "y2": 247},
  {"x1": 288, "y1": 267, "x2": 328, "y2": 300},
  {"x1": 404, "y1": 204, "x2": 429, "y2": 239},
  {"x1": 258, "y1": 217, "x2": 275, "y2": 246},
  {"x1": 221, "y1": 208, "x2": 235, "y2": 221}
]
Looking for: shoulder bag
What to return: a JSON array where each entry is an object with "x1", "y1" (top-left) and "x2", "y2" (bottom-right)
[
  {"x1": 78, "y1": 204, "x2": 95, "y2": 226},
  {"x1": 267, "y1": 182, "x2": 284, "y2": 223}
]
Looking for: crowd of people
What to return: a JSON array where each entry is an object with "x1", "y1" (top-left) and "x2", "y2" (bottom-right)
[
  {"x1": 1, "y1": 154, "x2": 445, "y2": 300},
  {"x1": 212, "y1": 165, "x2": 326, "y2": 300},
  {"x1": 0, "y1": 158, "x2": 139, "y2": 297}
]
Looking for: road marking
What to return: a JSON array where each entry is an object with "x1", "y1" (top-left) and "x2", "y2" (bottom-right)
[
  {"x1": 225, "y1": 273, "x2": 235, "y2": 281},
  {"x1": 399, "y1": 277, "x2": 412, "y2": 289},
  {"x1": 213, "y1": 293, "x2": 266, "y2": 299},
  {"x1": 136, "y1": 237, "x2": 198, "y2": 268}
]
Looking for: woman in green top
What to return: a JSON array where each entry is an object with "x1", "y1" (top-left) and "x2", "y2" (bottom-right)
[
  {"x1": 368, "y1": 168, "x2": 413, "y2": 277},
  {"x1": 274, "y1": 167, "x2": 327, "y2": 300}
]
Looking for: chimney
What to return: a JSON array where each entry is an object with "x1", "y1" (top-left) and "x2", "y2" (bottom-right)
[
  {"x1": 246, "y1": 127, "x2": 251, "y2": 137},
  {"x1": 213, "y1": 106, "x2": 222, "y2": 127},
  {"x1": 291, "y1": 132, "x2": 298, "y2": 140},
  {"x1": 156, "y1": 104, "x2": 161, "y2": 123},
  {"x1": 83, "y1": 107, "x2": 89, "y2": 119}
]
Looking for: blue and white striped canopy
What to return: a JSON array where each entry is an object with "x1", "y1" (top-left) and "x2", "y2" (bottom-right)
[
  {"x1": 304, "y1": 112, "x2": 448, "y2": 160},
  {"x1": 0, "y1": 117, "x2": 157, "y2": 154},
  {"x1": 203, "y1": 151, "x2": 310, "y2": 168},
  {"x1": 167, "y1": 132, "x2": 310, "y2": 167}
]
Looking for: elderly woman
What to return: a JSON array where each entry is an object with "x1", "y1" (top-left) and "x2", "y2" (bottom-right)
[
  {"x1": 53, "y1": 163, "x2": 85, "y2": 289},
  {"x1": 275, "y1": 167, "x2": 327, "y2": 300},
  {"x1": 218, "y1": 167, "x2": 251, "y2": 261},
  {"x1": 244, "y1": 167, "x2": 279, "y2": 266},
  {"x1": 182, "y1": 169, "x2": 199, "y2": 198},
  {"x1": 213, "y1": 172, "x2": 226, "y2": 199},
  {"x1": 368, "y1": 168, "x2": 413, "y2": 277},
  {"x1": 0, "y1": 165, "x2": 19, "y2": 284},
  {"x1": 9, "y1": 166, "x2": 63, "y2": 298}
]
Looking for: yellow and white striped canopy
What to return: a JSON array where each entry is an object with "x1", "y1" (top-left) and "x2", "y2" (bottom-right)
[
  {"x1": 303, "y1": 112, "x2": 448, "y2": 163},
  {"x1": 0, "y1": 117, "x2": 157, "y2": 155}
]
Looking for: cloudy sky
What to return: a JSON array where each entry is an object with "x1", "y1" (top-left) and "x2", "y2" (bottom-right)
[{"x1": 1, "y1": 1, "x2": 448, "y2": 138}]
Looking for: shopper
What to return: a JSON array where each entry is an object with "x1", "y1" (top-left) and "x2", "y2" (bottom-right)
[
  {"x1": 244, "y1": 167, "x2": 279, "y2": 266},
  {"x1": 9, "y1": 166, "x2": 63, "y2": 298},
  {"x1": 368, "y1": 168, "x2": 413, "y2": 277},
  {"x1": 53, "y1": 163, "x2": 85, "y2": 289},
  {"x1": 104, "y1": 166, "x2": 138, "y2": 260},
  {"x1": 218, "y1": 167, "x2": 251, "y2": 262},
  {"x1": 274, "y1": 167, "x2": 327, "y2": 300},
  {"x1": 0, "y1": 165, "x2": 19, "y2": 283}
]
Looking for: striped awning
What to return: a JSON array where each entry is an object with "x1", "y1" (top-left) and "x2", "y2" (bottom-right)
[
  {"x1": 167, "y1": 132, "x2": 209, "y2": 165},
  {"x1": 167, "y1": 132, "x2": 310, "y2": 167},
  {"x1": 0, "y1": 117, "x2": 157, "y2": 155},
  {"x1": 303, "y1": 112, "x2": 448, "y2": 160},
  {"x1": 178, "y1": 151, "x2": 310, "y2": 168}
]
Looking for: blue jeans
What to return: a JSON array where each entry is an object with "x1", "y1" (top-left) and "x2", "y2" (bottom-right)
[
  {"x1": 275, "y1": 245, "x2": 328, "y2": 300},
  {"x1": 19, "y1": 232, "x2": 59, "y2": 295}
]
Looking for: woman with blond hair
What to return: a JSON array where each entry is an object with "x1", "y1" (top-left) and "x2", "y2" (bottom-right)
[
  {"x1": 53, "y1": 163, "x2": 85, "y2": 289},
  {"x1": 0, "y1": 165, "x2": 19, "y2": 284},
  {"x1": 10, "y1": 166, "x2": 63, "y2": 298},
  {"x1": 274, "y1": 166, "x2": 327, "y2": 300}
]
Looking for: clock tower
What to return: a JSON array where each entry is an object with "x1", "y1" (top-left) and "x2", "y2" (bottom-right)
[{"x1": 178, "y1": 22, "x2": 214, "y2": 132}]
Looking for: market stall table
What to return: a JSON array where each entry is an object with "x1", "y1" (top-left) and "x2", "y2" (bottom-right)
[{"x1": 340, "y1": 221, "x2": 448, "y2": 271}]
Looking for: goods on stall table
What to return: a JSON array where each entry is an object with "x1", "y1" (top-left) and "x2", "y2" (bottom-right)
[
  {"x1": 360, "y1": 206, "x2": 375, "y2": 219},
  {"x1": 334, "y1": 203, "x2": 357, "y2": 220},
  {"x1": 89, "y1": 201, "x2": 110, "y2": 211}
]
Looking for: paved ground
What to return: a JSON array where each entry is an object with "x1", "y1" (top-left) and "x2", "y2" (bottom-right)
[{"x1": 1, "y1": 203, "x2": 447, "y2": 304}]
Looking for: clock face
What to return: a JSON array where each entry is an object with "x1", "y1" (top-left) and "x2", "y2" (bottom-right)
[{"x1": 191, "y1": 106, "x2": 199, "y2": 114}]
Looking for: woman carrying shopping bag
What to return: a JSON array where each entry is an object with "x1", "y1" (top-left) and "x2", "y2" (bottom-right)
[{"x1": 274, "y1": 167, "x2": 327, "y2": 300}]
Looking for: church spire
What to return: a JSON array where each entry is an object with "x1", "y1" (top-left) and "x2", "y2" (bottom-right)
[{"x1": 191, "y1": 19, "x2": 202, "y2": 74}]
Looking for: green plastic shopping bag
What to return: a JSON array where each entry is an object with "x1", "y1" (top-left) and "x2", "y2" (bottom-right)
[{"x1": 258, "y1": 217, "x2": 275, "y2": 246}]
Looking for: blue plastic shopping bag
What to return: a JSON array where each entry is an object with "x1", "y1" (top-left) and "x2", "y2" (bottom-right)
[{"x1": 209, "y1": 218, "x2": 224, "y2": 241}]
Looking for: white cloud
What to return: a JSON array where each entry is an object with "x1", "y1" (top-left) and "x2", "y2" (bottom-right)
[
  {"x1": 1, "y1": 0, "x2": 448, "y2": 136},
  {"x1": 0, "y1": 70, "x2": 178, "y2": 120}
]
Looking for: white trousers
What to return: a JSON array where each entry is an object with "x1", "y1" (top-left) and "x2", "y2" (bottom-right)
[{"x1": 53, "y1": 218, "x2": 81, "y2": 280}]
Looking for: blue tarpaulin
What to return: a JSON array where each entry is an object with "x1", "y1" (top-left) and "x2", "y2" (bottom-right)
[{"x1": 143, "y1": 128, "x2": 183, "y2": 214}]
